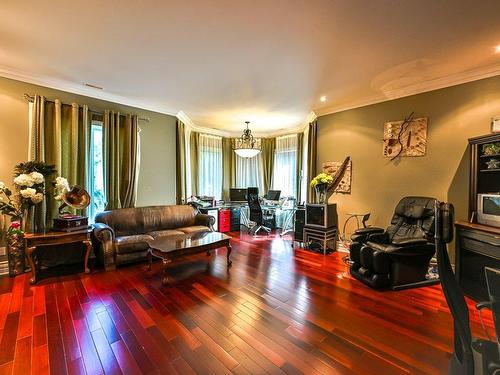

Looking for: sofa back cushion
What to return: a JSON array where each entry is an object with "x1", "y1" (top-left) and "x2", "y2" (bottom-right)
[{"x1": 95, "y1": 205, "x2": 198, "y2": 236}]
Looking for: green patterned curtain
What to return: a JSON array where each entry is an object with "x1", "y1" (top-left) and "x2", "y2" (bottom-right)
[
  {"x1": 28, "y1": 95, "x2": 90, "y2": 230},
  {"x1": 261, "y1": 138, "x2": 276, "y2": 194},
  {"x1": 175, "y1": 120, "x2": 188, "y2": 204},
  {"x1": 103, "y1": 111, "x2": 139, "y2": 210},
  {"x1": 189, "y1": 131, "x2": 199, "y2": 196},
  {"x1": 222, "y1": 138, "x2": 236, "y2": 201},
  {"x1": 307, "y1": 120, "x2": 318, "y2": 203},
  {"x1": 296, "y1": 132, "x2": 303, "y2": 202}
]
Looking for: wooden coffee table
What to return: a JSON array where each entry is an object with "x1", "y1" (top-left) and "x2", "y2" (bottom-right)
[{"x1": 147, "y1": 232, "x2": 232, "y2": 285}]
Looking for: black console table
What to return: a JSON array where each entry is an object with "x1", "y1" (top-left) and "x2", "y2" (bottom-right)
[{"x1": 455, "y1": 221, "x2": 500, "y2": 301}]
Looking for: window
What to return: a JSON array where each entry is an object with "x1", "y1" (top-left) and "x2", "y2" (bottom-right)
[
  {"x1": 235, "y1": 139, "x2": 265, "y2": 193},
  {"x1": 88, "y1": 121, "x2": 106, "y2": 221},
  {"x1": 272, "y1": 134, "x2": 298, "y2": 197},
  {"x1": 198, "y1": 134, "x2": 223, "y2": 199}
]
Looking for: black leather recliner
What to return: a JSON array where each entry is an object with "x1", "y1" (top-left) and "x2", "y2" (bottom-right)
[{"x1": 349, "y1": 196, "x2": 437, "y2": 290}]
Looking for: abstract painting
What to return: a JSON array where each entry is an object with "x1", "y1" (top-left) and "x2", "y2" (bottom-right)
[
  {"x1": 383, "y1": 117, "x2": 428, "y2": 159},
  {"x1": 322, "y1": 159, "x2": 352, "y2": 194}
]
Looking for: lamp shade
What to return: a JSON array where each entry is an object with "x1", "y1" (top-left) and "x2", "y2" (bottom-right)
[
  {"x1": 233, "y1": 121, "x2": 261, "y2": 158},
  {"x1": 234, "y1": 147, "x2": 261, "y2": 158}
]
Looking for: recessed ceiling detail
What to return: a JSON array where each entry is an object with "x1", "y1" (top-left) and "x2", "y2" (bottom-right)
[{"x1": 1, "y1": 0, "x2": 500, "y2": 134}]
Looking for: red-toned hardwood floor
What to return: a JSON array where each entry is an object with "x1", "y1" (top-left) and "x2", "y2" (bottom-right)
[{"x1": 0, "y1": 231, "x2": 494, "y2": 375}]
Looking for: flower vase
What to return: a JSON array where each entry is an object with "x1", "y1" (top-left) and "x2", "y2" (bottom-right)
[
  {"x1": 22, "y1": 207, "x2": 35, "y2": 234},
  {"x1": 7, "y1": 232, "x2": 25, "y2": 276},
  {"x1": 314, "y1": 183, "x2": 329, "y2": 204}
]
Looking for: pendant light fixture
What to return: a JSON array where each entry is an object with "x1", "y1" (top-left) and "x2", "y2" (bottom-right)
[{"x1": 233, "y1": 121, "x2": 261, "y2": 158}]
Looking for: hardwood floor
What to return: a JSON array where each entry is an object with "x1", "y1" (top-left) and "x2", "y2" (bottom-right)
[{"x1": 0, "y1": 231, "x2": 494, "y2": 375}]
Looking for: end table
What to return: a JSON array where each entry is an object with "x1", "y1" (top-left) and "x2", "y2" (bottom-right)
[{"x1": 24, "y1": 229, "x2": 92, "y2": 284}]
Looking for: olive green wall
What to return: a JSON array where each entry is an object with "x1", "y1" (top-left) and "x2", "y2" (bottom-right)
[
  {"x1": 317, "y1": 75, "x2": 500, "y2": 256},
  {"x1": 0, "y1": 76, "x2": 177, "y2": 207}
]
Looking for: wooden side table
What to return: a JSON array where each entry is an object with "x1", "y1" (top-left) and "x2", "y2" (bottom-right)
[{"x1": 24, "y1": 229, "x2": 92, "y2": 284}]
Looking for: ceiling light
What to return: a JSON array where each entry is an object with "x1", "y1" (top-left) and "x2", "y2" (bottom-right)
[
  {"x1": 495, "y1": 45, "x2": 500, "y2": 53},
  {"x1": 320, "y1": 96, "x2": 327, "y2": 102},
  {"x1": 233, "y1": 121, "x2": 261, "y2": 158}
]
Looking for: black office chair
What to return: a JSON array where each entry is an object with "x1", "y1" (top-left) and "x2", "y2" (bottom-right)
[
  {"x1": 435, "y1": 202, "x2": 500, "y2": 375},
  {"x1": 246, "y1": 187, "x2": 271, "y2": 236},
  {"x1": 485, "y1": 267, "x2": 500, "y2": 358}
]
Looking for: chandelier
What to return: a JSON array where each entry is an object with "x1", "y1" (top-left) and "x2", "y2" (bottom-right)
[{"x1": 233, "y1": 121, "x2": 261, "y2": 158}]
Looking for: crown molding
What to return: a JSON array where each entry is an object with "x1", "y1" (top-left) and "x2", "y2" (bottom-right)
[
  {"x1": 176, "y1": 110, "x2": 313, "y2": 138},
  {"x1": 315, "y1": 63, "x2": 500, "y2": 117},
  {"x1": 0, "y1": 65, "x2": 177, "y2": 116}
]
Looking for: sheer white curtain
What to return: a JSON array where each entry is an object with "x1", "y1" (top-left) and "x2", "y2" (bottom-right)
[
  {"x1": 235, "y1": 139, "x2": 265, "y2": 193},
  {"x1": 198, "y1": 134, "x2": 223, "y2": 199},
  {"x1": 273, "y1": 134, "x2": 298, "y2": 197}
]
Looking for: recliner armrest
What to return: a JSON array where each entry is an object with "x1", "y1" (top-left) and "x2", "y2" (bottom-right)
[
  {"x1": 195, "y1": 213, "x2": 215, "y2": 231},
  {"x1": 350, "y1": 227, "x2": 385, "y2": 243},
  {"x1": 391, "y1": 238, "x2": 428, "y2": 246},
  {"x1": 366, "y1": 232, "x2": 390, "y2": 243},
  {"x1": 383, "y1": 242, "x2": 434, "y2": 255},
  {"x1": 353, "y1": 227, "x2": 384, "y2": 235}
]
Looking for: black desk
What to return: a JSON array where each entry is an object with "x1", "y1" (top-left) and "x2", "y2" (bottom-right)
[{"x1": 455, "y1": 221, "x2": 500, "y2": 301}]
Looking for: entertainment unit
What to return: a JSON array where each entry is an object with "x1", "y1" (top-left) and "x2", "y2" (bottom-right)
[{"x1": 456, "y1": 133, "x2": 500, "y2": 300}]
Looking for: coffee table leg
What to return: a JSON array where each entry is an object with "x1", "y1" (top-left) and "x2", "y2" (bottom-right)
[
  {"x1": 162, "y1": 259, "x2": 171, "y2": 285},
  {"x1": 83, "y1": 240, "x2": 92, "y2": 274},
  {"x1": 25, "y1": 246, "x2": 37, "y2": 284},
  {"x1": 147, "y1": 251, "x2": 152, "y2": 271},
  {"x1": 226, "y1": 244, "x2": 232, "y2": 266}
]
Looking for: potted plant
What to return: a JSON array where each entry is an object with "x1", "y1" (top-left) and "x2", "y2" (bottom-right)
[
  {"x1": 0, "y1": 161, "x2": 55, "y2": 275},
  {"x1": 482, "y1": 142, "x2": 500, "y2": 156},
  {"x1": 310, "y1": 173, "x2": 333, "y2": 204}
]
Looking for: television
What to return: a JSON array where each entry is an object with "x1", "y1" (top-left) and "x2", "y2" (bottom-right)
[
  {"x1": 305, "y1": 204, "x2": 337, "y2": 228},
  {"x1": 229, "y1": 188, "x2": 247, "y2": 203},
  {"x1": 477, "y1": 194, "x2": 500, "y2": 228},
  {"x1": 265, "y1": 190, "x2": 281, "y2": 201}
]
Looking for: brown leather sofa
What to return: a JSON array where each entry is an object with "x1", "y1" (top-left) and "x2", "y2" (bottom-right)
[{"x1": 92, "y1": 205, "x2": 214, "y2": 270}]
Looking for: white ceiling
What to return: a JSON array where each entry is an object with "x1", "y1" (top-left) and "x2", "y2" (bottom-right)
[{"x1": 1, "y1": 0, "x2": 500, "y2": 135}]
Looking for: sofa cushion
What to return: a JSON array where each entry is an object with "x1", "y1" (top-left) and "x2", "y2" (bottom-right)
[
  {"x1": 115, "y1": 234, "x2": 154, "y2": 254},
  {"x1": 177, "y1": 226, "x2": 212, "y2": 235},
  {"x1": 148, "y1": 229, "x2": 186, "y2": 239}
]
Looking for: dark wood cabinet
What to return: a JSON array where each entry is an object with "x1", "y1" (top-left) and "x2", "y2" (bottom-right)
[
  {"x1": 455, "y1": 133, "x2": 500, "y2": 301},
  {"x1": 468, "y1": 133, "x2": 500, "y2": 219},
  {"x1": 455, "y1": 222, "x2": 500, "y2": 301}
]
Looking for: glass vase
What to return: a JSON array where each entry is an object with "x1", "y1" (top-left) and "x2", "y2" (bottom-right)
[{"x1": 314, "y1": 183, "x2": 329, "y2": 204}]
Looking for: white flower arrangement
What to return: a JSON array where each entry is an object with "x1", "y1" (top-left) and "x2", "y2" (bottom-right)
[
  {"x1": 20, "y1": 188, "x2": 37, "y2": 199},
  {"x1": 14, "y1": 174, "x2": 35, "y2": 187},
  {"x1": 30, "y1": 172, "x2": 45, "y2": 184}
]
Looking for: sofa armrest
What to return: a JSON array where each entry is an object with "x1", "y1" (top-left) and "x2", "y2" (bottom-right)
[
  {"x1": 195, "y1": 213, "x2": 215, "y2": 231},
  {"x1": 92, "y1": 223, "x2": 116, "y2": 270}
]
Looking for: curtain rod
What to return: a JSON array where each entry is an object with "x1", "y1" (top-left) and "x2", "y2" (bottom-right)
[{"x1": 23, "y1": 93, "x2": 150, "y2": 123}]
